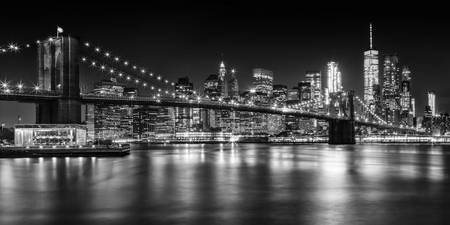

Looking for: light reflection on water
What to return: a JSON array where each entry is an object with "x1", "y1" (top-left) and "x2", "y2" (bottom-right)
[{"x1": 1, "y1": 143, "x2": 450, "y2": 225}]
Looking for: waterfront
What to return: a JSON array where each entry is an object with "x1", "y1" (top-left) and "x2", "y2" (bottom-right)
[{"x1": 1, "y1": 143, "x2": 450, "y2": 225}]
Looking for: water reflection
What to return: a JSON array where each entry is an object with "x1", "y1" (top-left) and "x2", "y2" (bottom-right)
[{"x1": 1, "y1": 144, "x2": 450, "y2": 225}]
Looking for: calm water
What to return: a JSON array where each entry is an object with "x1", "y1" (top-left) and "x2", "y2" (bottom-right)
[{"x1": 1, "y1": 144, "x2": 450, "y2": 225}]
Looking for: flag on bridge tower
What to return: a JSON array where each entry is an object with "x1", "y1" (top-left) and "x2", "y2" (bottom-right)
[{"x1": 57, "y1": 26, "x2": 64, "y2": 38}]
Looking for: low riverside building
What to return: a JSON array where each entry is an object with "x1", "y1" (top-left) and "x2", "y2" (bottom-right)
[{"x1": 14, "y1": 124, "x2": 87, "y2": 147}]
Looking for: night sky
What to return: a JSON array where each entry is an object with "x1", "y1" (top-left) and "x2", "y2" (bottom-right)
[{"x1": 0, "y1": 2, "x2": 449, "y2": 126}]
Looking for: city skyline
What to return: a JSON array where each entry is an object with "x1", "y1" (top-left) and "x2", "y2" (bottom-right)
[{"x1": 1, "y1": 4, "x2": 450, "y2": 126}]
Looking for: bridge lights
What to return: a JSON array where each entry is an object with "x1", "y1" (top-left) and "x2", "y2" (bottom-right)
[
  {"x1": 118, "y1": 73, "x2": 123, "y2": 77},
  {"x1": 126, "y1": 76, "x2": 130, "y2": 80},
  {"x1": 109, "y1": 69, "x2": 114, "y2": 74},
  {"x1": 34, "y1": 85, "x2": 40, "y2": 91},
  {"x1": 149, "y1": 73, "x2": 153, "y2": 77},
  {"x1": 143, "y1": 82, "x2": 147, "y2": 87},
  {"x1": 81, "y1": 57, "x2": 86, "y2": 62},
  {"x1": 157, "y1": 76, "x2": 161, "y2": 80},
  {"x1": 91, "y1": 61, "x2": 96, "y2": 66},
  {"x1": 17, "y1": 83, "x2": 23, "y2": 90},
  {"x1": 140, "y1": 69, "x2": 145, "y2": 73},
  {"x1": 84, "y1": 42, "x2": 90, "y2": 47},
  {"x1": 135, "y1": 79, "x2": 139, "y2": 83},
  {"x1": 114, "y1": 57, "x2": 119, "y2": 61},
  {"x1": 95, "y1": 47, "x2": 100, "y2": 52},
  {"x1": 150, "y1": 86, "x2": 154, "y2": 90},
  {"x1": 104, "y1": 52, "x2": 110, "y2": 57},
  {"x1": 124, "y1": 61, "x2": 129, "y2": 66},
  {"x1": 132, "y1": 66, "x2": 137, "y2": 70},
  {"x1": 1, "y1": 81, "x2": 8, "y2": 89}
]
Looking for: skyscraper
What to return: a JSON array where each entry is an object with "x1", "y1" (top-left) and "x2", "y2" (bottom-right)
[
  {"x1": 298, "y1": 81, "x2": 312, "y2": 102},
  {"x1": 382, "y1": 55, "x2": 401, "y2": 98},
  {"x1": 228, "y1": 68, "x2": 239, "y2": 98},
  {"x1": 327, "y1": 61, "x2": 342, "y2": 94},
  {"x1": 203, "y1": 74, "x2": 221, "y2": 100},
  {"x1": 305, "y1": 70, "x2": 322, "y2": 109},
  {"x1": 253, "y1": 68, "x2": 274, "y2": 95},
  {"x1": 427, "y1": 91, "x2": 436, "y2": 116},
  {"x1": 382, "y1": 55, "x2": 401, "y2": 123},
  {"x1": 400, "y1": 66, "x2": 411, "y2": 112},
  {"x1": 219, "y1": 61, "x2": 228, "y2": 97},
  {"x1": 363, "y1": 23, "x2": 379, "y2": 106}
]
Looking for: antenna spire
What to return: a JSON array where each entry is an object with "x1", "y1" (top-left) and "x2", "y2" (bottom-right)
[{"x1": 369, "y1": 23, "x2": 373, "y2": 49}]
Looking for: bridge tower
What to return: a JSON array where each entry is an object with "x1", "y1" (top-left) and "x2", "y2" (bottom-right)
[
  {"x1": 36, "y1": 36, "x2": 81, "y2": 124},
  {"x1": 328, "y1": 90, "x2": 356, "y2": 144}
]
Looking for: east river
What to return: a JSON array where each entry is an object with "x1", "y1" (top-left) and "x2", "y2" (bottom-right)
[{"x1": 1, "y1": 143, "x2": 450, "y2": 225}]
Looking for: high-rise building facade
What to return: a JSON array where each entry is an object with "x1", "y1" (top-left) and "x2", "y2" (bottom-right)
[
  {"x1": 228, "y1": 68, "x2": 239, "y2": 99},
  {"x1": 298, "y1": 81, "x2": 312, "y2": 102},
  {"x1": 363, "y1": 23, "x2": 379, "y2": 106},
  {"x1": 305, "y1": 70, "x2": 322, "y2": 109},
  {"x1": 252, "y1": 68, "x2": 274, "y2": 96},
  {"x1": 427, "y1": 91, "x2": 436, "y2": 116},
  {"x1": 327, "y1": 61, "x2": 342, "y2": 94},
  {"x1": 203, "y1": 74, "x2": 221, "y2": 100},
  {"x1": 382, "y1": 55, "x2": 401, "y2": 124},
  {"x1": 219, "y1": 61, "x2": 228, "y2": 97},
  {"x1": 400, "y1": 66, "x2": 412, "y2": 112}
]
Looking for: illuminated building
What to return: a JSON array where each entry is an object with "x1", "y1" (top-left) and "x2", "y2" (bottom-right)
[
  {"x1": 14, "y1": 124, "x2": 87, "y2": 147},
  {"x1": 272, "y1": 84, "x2": 288, "y2": 104},
  {"x1": 363, "y1": 23, "x2": 379, "y2": 107},
  {"x1": 298, "y1": 81, "x2": 312, "y2": 102},
  {"x1": 382, "y1": 55, "x2": 401, "y2": 124},
  {"x1": 228, "y1": 68, "x2": 239, "y2": 99},
  {"x1": 132, "y1": 106, "x2": 158, "y2": 139},
  {"x1": 287, "y1": 87, "x2": 299, "y2": 101},
  {"x1": 87, "y1": 79, "x2": 135, "y2": 141},
  {"x1": 427, "y1": 91, "x2": 436, "y2": 116},
  {"x1": 305, "y1": 71, "x2": 322, "y2": 109},
  {"x1": 400, "y1": 66, "x2": 411, "y2": 111},
  {"x1": 203, "y1": 74, "x2": 221, "y2": 100},
  {"x1": 363, "y1": 24, "x2": 379, "y2": 96},
  {"x1": 219, "y1": 61, "x2": 228, "y2": 97},
  {"x1": 400, "y1": 66, "x2": 412, "y2": 125},
  {"x1": 411, "y1": 98, "x2": 416, "y2": 117},
  {"x1": 327, "y1": 61, "x2": 342, "y2": 94},
  {"x1": 253, "y1": 68, "x2": 274, "y2": 96}
]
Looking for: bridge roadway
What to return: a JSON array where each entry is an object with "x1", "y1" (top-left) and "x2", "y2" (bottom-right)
[{"x1": 0, "y1": 92, "x2": 417, "y2": 133}]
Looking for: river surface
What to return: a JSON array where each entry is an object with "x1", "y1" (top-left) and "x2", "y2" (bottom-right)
[{"x1": 1, "y1": 143, "x2": 450, "y2": 225}]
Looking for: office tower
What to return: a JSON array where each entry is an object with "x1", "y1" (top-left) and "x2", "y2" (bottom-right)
[
  {"x1": 400, "y1": 66, "x2": 411, "y2": 112},
  {"x1": 272, "y1": 84, "x2": 288, "y2": 104},
  {"x1": 253, "y1": 68, "x2": 274, "y2": 95},
  {"x1": 411, "y1": 98, "x2": 416, "y2": 117},
  {"x1": 305, "y1": 70, "x2": 322, "y2": 109},
  {"x1": 327, "y1": 61, "x2": 342, "y2": 94},
  {"x1": 382, "y1": 55, "x2": 401, "y2": 98},
  {"x1": 298, "y1": 81, "x2": 312, "y2": 102},
  {"x1": 363, "y1": 23, "x2": 379, "y2": 106},
  {"x1": 203, "y1": 74, "x2": 221, "y2": 100},
  {"x1": 228, "y1": 68, "x2": 239, "y2": 98},
  {"x1": 219, "y1": 61, "x2": 228, "y2": 97},
  {"x1": 382, "y1": 55, "x2": 401, "y2": 124},
  {"x1": 428, "y1": 91, "x2": 436, "y2": 116}
]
